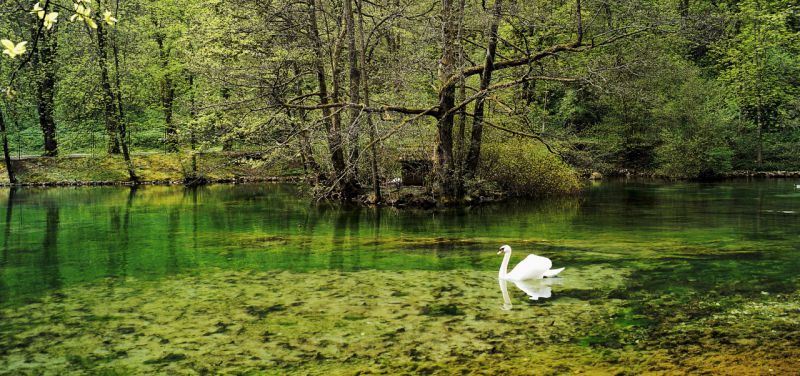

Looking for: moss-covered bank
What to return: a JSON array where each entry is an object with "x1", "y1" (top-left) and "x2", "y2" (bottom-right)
[
  {"x1": 0, "y1": 145, "x2": 583, "y2": 207},
  {"x1": 0, "y1": 152, "x2": 301, "y2": 186}
]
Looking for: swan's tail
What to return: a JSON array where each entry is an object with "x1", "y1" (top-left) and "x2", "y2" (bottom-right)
[{"x1": 543, "y1": 267, "x2": 564, "y2": 278}]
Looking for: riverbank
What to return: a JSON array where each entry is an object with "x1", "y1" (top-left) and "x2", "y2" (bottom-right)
[
  {"x1": 2, "y1": 154, "x2": 798, "y2": 208},
  {"x1": 0, "y1": 152, "x2": 301, "y2": 187},
  {"x1": 582, "y1": 169, "x2": 800, "y2": 180}
]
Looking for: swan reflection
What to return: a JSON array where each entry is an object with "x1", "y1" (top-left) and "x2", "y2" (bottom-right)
[{"x1": 500, "y1": 277, "x2": 563, "y2": 310}]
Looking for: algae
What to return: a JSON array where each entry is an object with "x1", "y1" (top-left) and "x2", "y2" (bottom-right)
[{"x1": 1, "y1": 268, "x2": 797, "y2": 375}]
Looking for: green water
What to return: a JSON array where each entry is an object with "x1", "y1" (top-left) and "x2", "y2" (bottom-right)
[{"x1": 1, "y1": 181, "x2": 799, "y2": 375}]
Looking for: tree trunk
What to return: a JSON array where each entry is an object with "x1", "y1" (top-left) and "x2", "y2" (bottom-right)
[
  {"x1": 111, "y1": 12, "x2": 127, "y2": 147},
  {"x1": 454, "y1": 0, "x2": 466, "y2": 173},
  {"x1": 754, "y1": 0, "x2": 764, "y2": 167},
  {"x1": 97, "y1": 19, "x2": 138, "y2": 182},
  {"x1": 35, "y1": 30, "x2": 58, "y2": 157},
  {"x1": 356, "y1": 0, "x2": 381, "y2": 203},
  {"x1": 344, "y1": 0, "x2": 361, "y2": 169},
  {"x1": 436, "y1": 0, "x2": 459, "y2": 199},
  {"x1": 464, "y1": 0, "x2": 502, "y2": 178},
  {"x1": 220, "y1": 86, "x2": 233, "y2": 151},
  {"x1": 456, "y1": 79, "x2": 466, "y2": 166},
  {"x1": 308, "y1": 0, "x2": 355, "y2": 199},
  {"x1": 756, "y1": 107, "x2": 763, "y2": 166},
  {"x1": 102, "y1": 28, "x2": 121, "y2": 158},
  {"x1": 292, "y1": 64, "x2": 322, "y2": 183},
  {"x1": 329, "y1": 14, "x2": 360, "y2": 199},
  {"x1": 299, "y1": 128, "x2": 321, "y2": 180},
  {"x1": 156, "y1": 34, "x2": 177, "y2": 152},
  {"x1": 0, "y1": 109, "x2": 16, "y2": 184},
  {"x1": 188, "y1": 73, "x2": 198, "y2": 178}
]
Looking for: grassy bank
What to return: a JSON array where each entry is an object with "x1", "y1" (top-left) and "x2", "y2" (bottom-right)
[{"x1": 0, "y1": 152, "x2": 301, "y2": 185}]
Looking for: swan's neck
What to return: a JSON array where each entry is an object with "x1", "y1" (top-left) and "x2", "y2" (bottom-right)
[{"x1": 499, "y1": 251, "x2": 511, "y2": 278}]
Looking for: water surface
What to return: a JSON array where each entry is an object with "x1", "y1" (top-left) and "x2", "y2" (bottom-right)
[{"x1": 1, "y1": 180, "x2": 799, "y2": 374}]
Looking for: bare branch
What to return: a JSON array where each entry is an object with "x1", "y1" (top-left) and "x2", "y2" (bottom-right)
[{"x1": 278, "y1": 100, "x2": 439, "y2": 116}]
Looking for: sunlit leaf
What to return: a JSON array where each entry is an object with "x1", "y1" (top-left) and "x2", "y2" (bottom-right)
[{"x1": 1, "y1": 39, "x2": 27, "y2": 59}]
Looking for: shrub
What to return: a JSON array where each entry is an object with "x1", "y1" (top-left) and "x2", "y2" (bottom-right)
[{"x1": 479, "y1": 139, "x2": 581, "y2": 197}]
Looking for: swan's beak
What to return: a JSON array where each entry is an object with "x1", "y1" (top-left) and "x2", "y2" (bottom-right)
[{"x1": 497, "y1": 247, "x2": 503, "y2": 255}]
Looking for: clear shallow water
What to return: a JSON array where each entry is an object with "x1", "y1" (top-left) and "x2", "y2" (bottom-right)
[{"x1": 1, "y1": 181, "x2": 799, "y2": 374}]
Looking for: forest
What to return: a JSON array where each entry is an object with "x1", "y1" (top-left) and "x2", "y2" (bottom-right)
[
  {"x1": 1, "y1": 0, "x2": 798, "y2": 202},
  {"x1": 3, "y1": 2, "x2": 800, "y2": 374}
]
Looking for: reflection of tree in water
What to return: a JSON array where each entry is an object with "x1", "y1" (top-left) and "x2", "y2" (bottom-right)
[
  {"x1": 293, "y1": 206, "x2": 319, "y2": 268},
  {"x1": 327, "y1": 207, "x2": 364, "y2": 270},
  {"x1": 388, "y1": 197, "x2": 582, "y2": 241},
  {"x1": 329, "y1": 209, "x2": 349, "y2": 270},
  {"x1": 188, "y1": 186, "x2": 198, "y2": 253},
  {"x1": 348, "y1": 208, "x2": 361, "y2": 268},
  {"x1": 106, "y1": 187, "x2": 137, "y2": 280},
  {"x1": 41, "y1": 200, "x2": 61, "y2": 290},
  {"x1": 166, "y1": 207, "x2": 181, "y2": 275},
  {"x1": 0, "y1": 188, "x2": 16, "y2": 304}
]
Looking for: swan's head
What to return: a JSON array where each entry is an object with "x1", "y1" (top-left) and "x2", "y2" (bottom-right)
[{"x1": 498, "y1": 245, "x2": 511, "y2": 255}]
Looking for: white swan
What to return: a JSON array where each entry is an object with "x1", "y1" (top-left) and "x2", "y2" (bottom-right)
[{"x1": 498, "y1": 244, "x2": 564, "y2": 281}]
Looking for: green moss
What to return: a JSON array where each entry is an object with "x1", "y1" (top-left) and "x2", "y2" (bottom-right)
[
  {"x1": 612, "y1": 308, "x2": 653, "y2": 329},
  {"x1": 576, "y1": 335, "x2": 621, "y2": 348},
  {"x1": 2, "y1": 269, "x2": 799, "y2": 375}
]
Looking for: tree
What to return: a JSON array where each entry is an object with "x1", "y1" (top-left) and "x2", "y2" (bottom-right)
[
  {"x1": 264, "y1": 0, "x2": 656, "y2": 201},
  {"x1": 31, "y1": 1, "x2": 59, "y2": 156},
  {"x1": 715, "y1": 0, "x2": 800, "y2": 166},
  {"x1": 93, "y1": 0, "x2": 136, "y2": 180}
]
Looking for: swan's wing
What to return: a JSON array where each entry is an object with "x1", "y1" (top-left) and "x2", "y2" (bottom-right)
[
  {"x1": 507, "y1": 254, "x2": 552, "y2": 280},
  {"x1": 543, "y1": 267, "x2": 565, "y2": 278}
]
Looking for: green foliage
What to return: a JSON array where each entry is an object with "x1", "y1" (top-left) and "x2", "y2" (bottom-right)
[
  {"x1": 714, "y1": 0, "x2": 799, "y2": 129},
  {"x1": 0, "y1": 0, "x2": 798, "y2": 193},
  {"x1": 480, "y1": 139, "x2": 581, "y2": 197},
  {"x1": 732, "y1": 128, "x2": 800, "y2": 171},
  {"x1": 654, "y1": 74, "x2": 735, "y2": 178}
]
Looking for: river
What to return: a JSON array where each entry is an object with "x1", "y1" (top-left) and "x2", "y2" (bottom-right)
[{"x1": 1, "y1": 180, "x2": 798, "y2": 374}]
